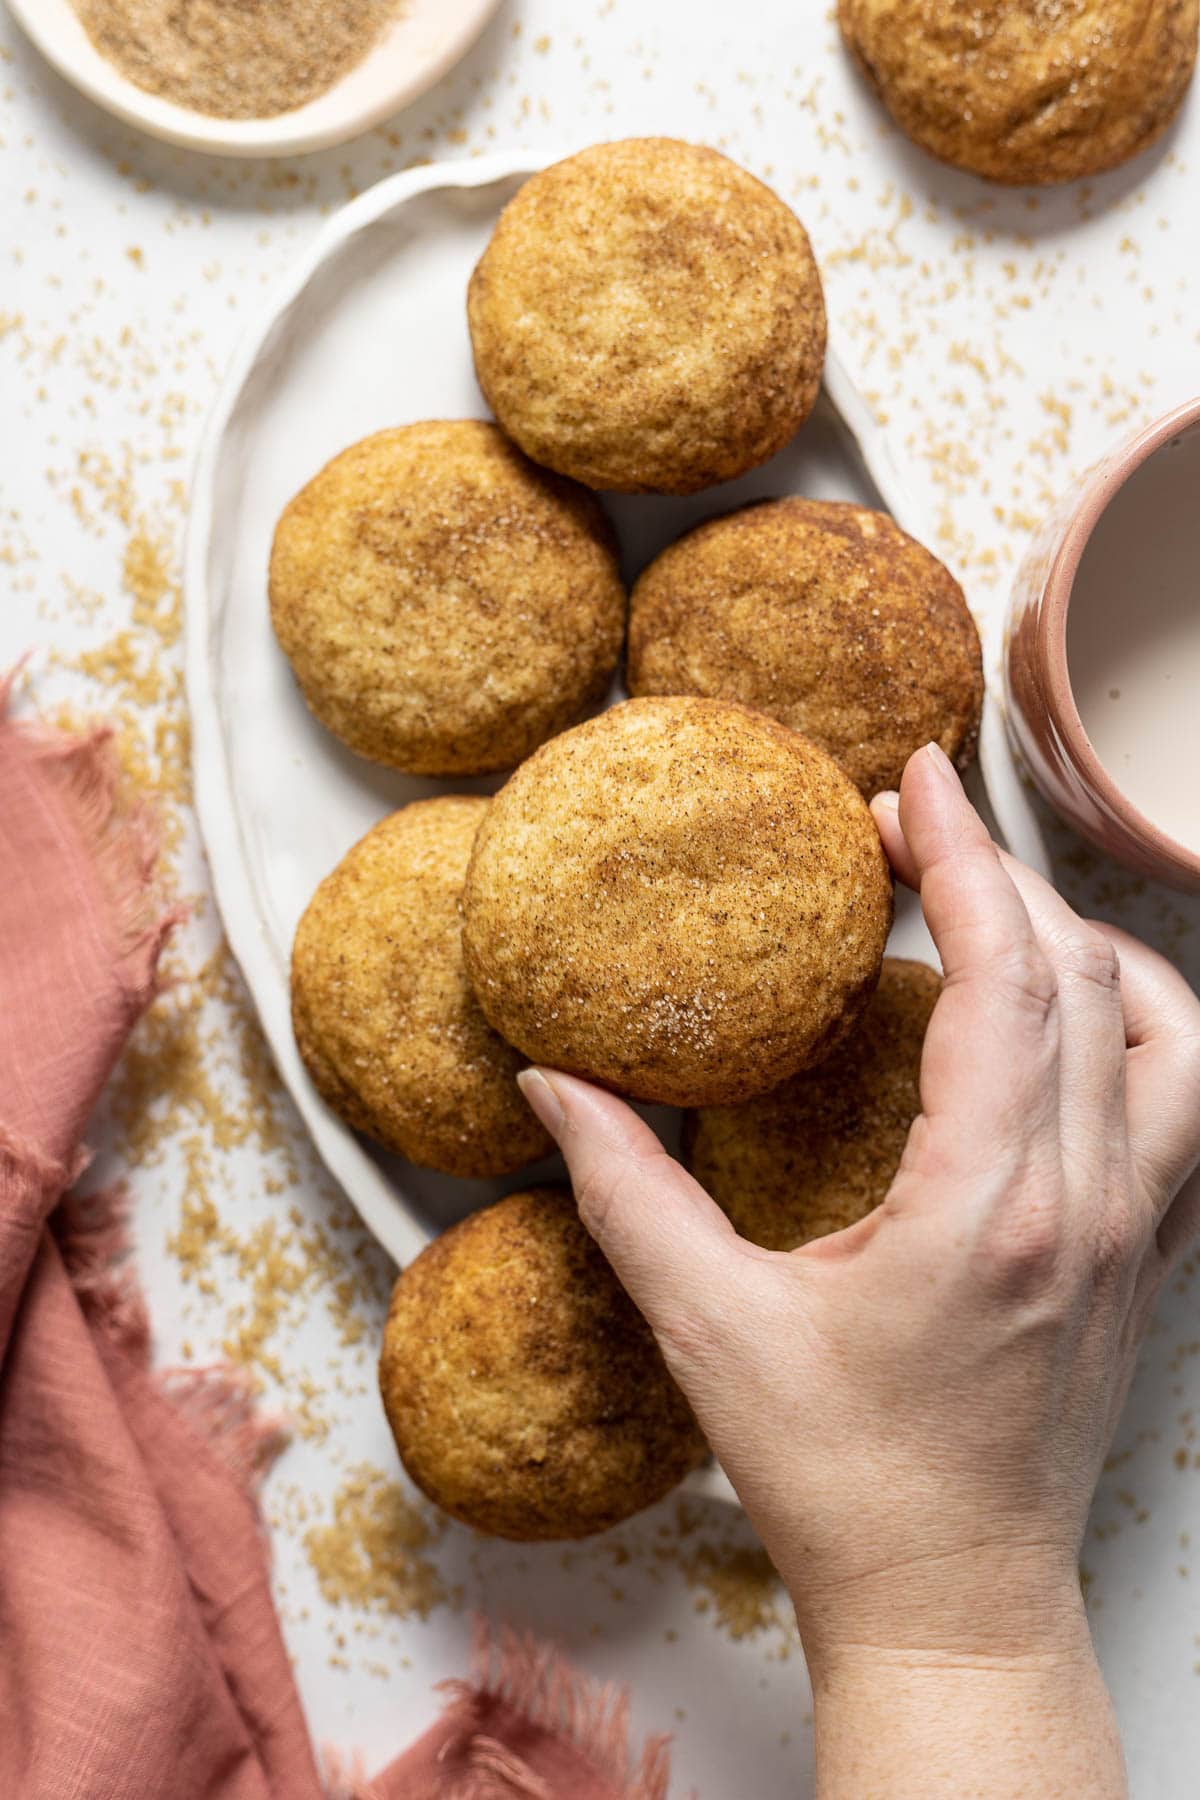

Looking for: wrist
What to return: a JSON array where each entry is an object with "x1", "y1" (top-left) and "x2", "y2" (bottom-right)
[{"x1": 786, "y1": 1538, "x2": 1089, "y2": 1680}]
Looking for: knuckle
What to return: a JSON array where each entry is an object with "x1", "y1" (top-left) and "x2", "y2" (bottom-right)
[
  {"x1": 1058, "y1": 928, "x2": 1122, "y2": 996},
  {"x1": 573, "y1": 1164, "x2": 620, "y2": 1249},
  {"x1": 977, "y1": 1202, "x2": 1065, "y2": 1299},
  {"x1": 573, "y1": 1140, "x2": 674, "y2": 1238},
  {"x1": 993, "y1": 942, "x2": 1060, "y2": 1016}
]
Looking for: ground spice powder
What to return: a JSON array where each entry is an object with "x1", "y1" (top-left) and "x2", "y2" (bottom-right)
[{"x1": 74, "y1": 0, "x2": 405, "y2": 120}]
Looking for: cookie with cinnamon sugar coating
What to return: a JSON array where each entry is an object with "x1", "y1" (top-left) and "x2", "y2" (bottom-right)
[
  {"x1": 683, "y1": 958, "x2": 941, "y2": 1251},
  {"x1": 461, "y1": 697, "x2": 893, "y2": 1108},
  {"x1": 291, "y1": 797, "x2": 552, "y2": 1179},
  {"x1": 467, "y1": 139, "x2": 826, "y2": 494},
  {"x1": 839, "y1": 0, "x2": 1197, "y2": 185},
  {"x1": 379, "y1": 1188, "x2": 706, "y2": 1540},
  {"x1": 628, "y1": 498, "x2": 982, "y2": 798},
  {"x1": 269, "y1": 421, "x2": 625, "y2": 775}
]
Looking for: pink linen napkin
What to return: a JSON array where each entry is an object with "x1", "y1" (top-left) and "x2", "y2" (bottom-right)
[{"x1": 0, "y1": 677, "x2": 676, "y2": 1800}]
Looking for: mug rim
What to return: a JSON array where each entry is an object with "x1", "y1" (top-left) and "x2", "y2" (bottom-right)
[{"x1": 1038, "y1": 394, "x2": 1200, "y2": 884}]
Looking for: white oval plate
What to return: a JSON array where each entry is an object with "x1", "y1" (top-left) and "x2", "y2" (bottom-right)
[
  {"x1": 7, "y1": 0, "x2": 500, "y2": 158},
  {"x1": 185, "y1": 151, "x2": 1039, "y2": 1504}
]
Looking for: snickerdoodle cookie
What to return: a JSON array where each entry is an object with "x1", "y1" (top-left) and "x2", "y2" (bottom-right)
[
  {"x1": 683, "y1": 959, "x2": 941, "y2": 1250},
  {"x1": 379, "y1": 1188, "x2": 706, "y2": 1540},
  {"x1": 627, "y1": 498, "x2": 983, "y2": 797},
  {"x1": 461, "y1": 697, "x2": 893, "y2": 1108},
  {"x1": 269, "y1": 421, "x2": 625, "y2": 774},
  {"x1": 839, "y1": 0, "x2": 1197, "y2": 185},
  {"x1": 467, "y1": 139, "x2": 827, "y2": 494},
  {"x1": 291, "y1": 798, "x2": 552, "y2": 1179}
]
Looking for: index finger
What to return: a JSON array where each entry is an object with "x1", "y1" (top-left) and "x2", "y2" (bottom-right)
[{"x1": 879, "y1": 745, "x2": 1061, "y2": 1153}]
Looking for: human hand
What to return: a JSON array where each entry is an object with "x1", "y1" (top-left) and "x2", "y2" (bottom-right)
[{"x1": 518, "y1": 742, "x2": 1200, "y2": 1799}]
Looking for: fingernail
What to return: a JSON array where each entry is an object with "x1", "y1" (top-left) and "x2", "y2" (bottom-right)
[
  {"x1": 924, "y1": 741, "x2": 958, "y2": 782},
  {"x1": 872, "y1": 789, "x2": 900, "y2": 815},
  {"x1": 517, "y1": 1068, "x2": 565, "y2": 1140}
]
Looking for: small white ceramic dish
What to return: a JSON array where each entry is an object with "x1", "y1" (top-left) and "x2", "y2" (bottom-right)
[
  {"x1": 6, "y1": 0, "x2": 501, "y2": 158},
  {"x1": 184, "y1": 151, "x2": 1031, "y2": 1504}
]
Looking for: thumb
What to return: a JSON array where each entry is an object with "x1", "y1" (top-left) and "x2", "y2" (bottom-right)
[{"x1": 517, "y1": 1067, "x2": 753, "y2": 1363}]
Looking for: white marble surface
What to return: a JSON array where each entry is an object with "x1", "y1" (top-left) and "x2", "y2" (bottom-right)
[{"x1": 1, "y1": 3, "x2": 1198, "y2": 1793}]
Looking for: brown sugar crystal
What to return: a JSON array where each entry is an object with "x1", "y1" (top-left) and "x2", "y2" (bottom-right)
[{"x1": 73, "y1": 0, "x2": 405, "y2": 120}]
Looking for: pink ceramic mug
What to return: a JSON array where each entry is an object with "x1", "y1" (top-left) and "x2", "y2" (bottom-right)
[{"x1": 1005, "y1": 396, "x2": 1200, "y2": 895}]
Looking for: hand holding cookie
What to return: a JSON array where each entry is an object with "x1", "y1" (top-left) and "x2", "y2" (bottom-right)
[{"x1": 520, "y1": 744, "x2": 1200, "y2": 1794}]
